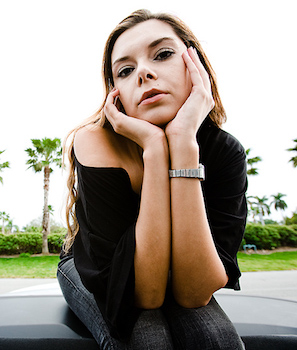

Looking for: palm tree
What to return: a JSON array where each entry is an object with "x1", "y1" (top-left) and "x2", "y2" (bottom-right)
[
  {"x1": 246, "y1": 148, "x2": 262, "y2": 176},
  {"x1": 247, "y1": 199, "x2": 260, "y2": 223},
  {"x1": 0, "y1": 211, "x2": 10, "y2": 234},
  {"x1": 48, "y1": 204, "x2": 54, "y2": 234},
  {"x1": 287, "y1": 138, "x2": 297, "y2": 168},
  {"x1": 270, "y1": 193, "x2": 287, "y2": 221},
  {"x1": 25, "y1": 138, "x2": 62, "y2": 254},
  {"x1": 0, "y1": 150, "x2": 10, "y2": 184},
  {"x1": 270, "y1": 193, "x2": 287, "y2": 211},
  {"x1": 248, "y1": 195, "x2": 271, "y2": 224}
]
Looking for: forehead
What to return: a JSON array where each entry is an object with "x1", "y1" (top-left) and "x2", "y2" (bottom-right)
[{"x1": 111, "y1": 19, "x2": 183, "y2": 63}]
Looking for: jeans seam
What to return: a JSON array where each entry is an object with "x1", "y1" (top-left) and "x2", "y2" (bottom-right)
[
  {"x1": 57, "y1": 265, "x2": 80, "y2": 292},
  {"x1": 58, "y1": 265, "x2": 116, "y2": 350},
  {"x1": 57, "y1": 265, "x2": 98, "y2": 315}
]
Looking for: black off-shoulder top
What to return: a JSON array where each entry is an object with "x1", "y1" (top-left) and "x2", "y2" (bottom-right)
[{"x1": 62, "y1": 117, "x2": 248, "y2": 341}]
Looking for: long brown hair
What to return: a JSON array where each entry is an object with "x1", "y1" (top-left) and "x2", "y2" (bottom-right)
[{"x1": 63, "y1": 9, "x2": 227, "y2": 253}]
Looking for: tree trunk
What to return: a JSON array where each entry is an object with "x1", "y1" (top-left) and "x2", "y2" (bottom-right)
[
  {"x1": 259, "y1": 208, "x2": 265, "y2": 225},
  {"x1": 42, "y1": 166, "x2": 50, "y2": 254}
]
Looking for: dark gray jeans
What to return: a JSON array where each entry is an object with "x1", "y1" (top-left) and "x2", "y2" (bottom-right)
[{"x1": 57, "y1": 258, "x2": 245, "y2": 349}]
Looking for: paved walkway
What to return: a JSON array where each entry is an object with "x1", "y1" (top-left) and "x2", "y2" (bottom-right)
[
  {"x1": 215, "y1": 270, "x2": 297, "y2": 302},
  {"x1": 1, "y1": 270, "x2": 297, "y2": 301}
]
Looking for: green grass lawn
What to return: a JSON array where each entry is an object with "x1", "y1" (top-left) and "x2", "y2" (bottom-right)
[
  {"x1": 0, "y1": 251, "x2": 296, "y2": 278},
  {"x1": 238, "y1": 251, "x2": 297, "y2": 272},
  {"x1": 0, "y1": 255, "x2": 60, "y2": 278}
]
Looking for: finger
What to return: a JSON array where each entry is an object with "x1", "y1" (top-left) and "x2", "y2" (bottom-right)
[
  {"x1": 187, "y1": 47, "x2": 212, "y2": 92},
  {"x1": 182, "y1": 50, "x2": 202, "y2": 87},
  {"x1": 106, "y1": 88, "x2": 120, "y2": 105},
  {"x1": 104, "y1": 89, "x2": 122, "y2": 122}
]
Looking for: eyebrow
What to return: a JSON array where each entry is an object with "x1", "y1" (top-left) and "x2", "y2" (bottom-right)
[
  {"x1": 148, "y1": 37, "x2": 175, "y2": 49},
  {"x1": 112, "y1": 37, "x2": 176, "y2": 67}
]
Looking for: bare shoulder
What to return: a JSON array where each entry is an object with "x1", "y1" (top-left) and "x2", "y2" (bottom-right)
[{"x1": 74, "y1": 124, "x2": 122, "y2": 168}]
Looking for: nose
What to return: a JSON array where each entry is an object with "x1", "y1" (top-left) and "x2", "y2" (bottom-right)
[{"x1": 137, "y1": 64, "x2": 157, "y2": 86}]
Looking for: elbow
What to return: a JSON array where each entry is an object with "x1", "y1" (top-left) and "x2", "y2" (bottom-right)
[
  {"x1": 174, "y1": 292, "x2": 211, "y2": 309},
  {"x1": 174, "y1": 273, "x2": 229, "y2": 309},
  {"x1": 135, "y1": 294, "x2": 165, "y2": 310},
  {"x1": 135, "y1": 288, "x2": 165, "y2": 309}
]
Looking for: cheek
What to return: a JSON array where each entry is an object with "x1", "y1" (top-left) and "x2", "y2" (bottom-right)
[
  {"x1": 173, "y1": 58, "x2": 192, "y2": 99},
  {"x1": 119, "y1": 96, "x2": 133, "y2": 116},
  {"x1": 175, "y1": 67, "x2": 192, "y2": 108}
]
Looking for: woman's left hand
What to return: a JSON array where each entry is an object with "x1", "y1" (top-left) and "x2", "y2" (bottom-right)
[{"x1": 165, "y1": 47, "x2": 214, "y2": 140}]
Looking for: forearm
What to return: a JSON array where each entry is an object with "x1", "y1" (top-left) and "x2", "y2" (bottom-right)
[
  {"x1": 168, "y1": 136, "x2": 228, "y2": 307},
  {"x1": 134, "y1": 135, "x2": 171, "y2": 309}
]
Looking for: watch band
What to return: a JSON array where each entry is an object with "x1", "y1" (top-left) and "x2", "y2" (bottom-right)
[{"x1": 169, "y1": 164, "x2": 205, "y2": 181}]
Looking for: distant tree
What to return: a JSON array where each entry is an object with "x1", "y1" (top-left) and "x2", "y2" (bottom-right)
[
  {"x1": 6, "y1": 219, "x2": 19, "y2": 233},
  {"x1": 287, "y1": 138, "x2": 297, "y2": 168},
  {"x1": 264, "y1": 219, "x2": 279, "y2": 225},
  {"x1": 0, "y1": 150, "x2": 10, "y2": 184},
  {"x1": 248, "y1": 196, "x2": 271, "y2": 225},
  {"x1": 270, "y1": 193, "x2": 287, "y2": 220},
  {"x1": 25, "y1": 138, "x2": 62, "y2": 254},
  {"x1": 0, "y1": 211, "x2": 10, "y2": 234},
  {"x1": 249, "y1": 204, "x2": 260, "y2": 223},
  {"x1": 246, "y1": 148, "x2": 262, "y2": 176},
  {"x1": 247, "y1": 196, "x2": 258, "y2": 223},
  {"x1": 284, "y1": 211, "x2": 297, "y2": 225}
]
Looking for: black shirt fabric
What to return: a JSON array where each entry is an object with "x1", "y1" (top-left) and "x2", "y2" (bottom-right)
[{"x1": 68, "y1": 117, "x2": 247, "y2": 341}]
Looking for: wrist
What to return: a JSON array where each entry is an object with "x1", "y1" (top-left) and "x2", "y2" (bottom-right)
[
  {"x1": 167, "y1": 134, "x2": 198, "y2": 153},
  {"x1": 169, "y1": 165, "x2": 205, "y2": 181},
  {"x1": 168, "y1": 138, "x2": 199, "y2": 169},
  {"x1": 142, "y1": 133, "x2": 169, "y2": 164}
]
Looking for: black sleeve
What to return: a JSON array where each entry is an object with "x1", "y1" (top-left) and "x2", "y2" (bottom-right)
[
  {"x1": 73, "y1": 162, "x2": 141, "y2": 341},
  {"x1": 198, "y1": 120, "x2": 248, "y2": 290}
]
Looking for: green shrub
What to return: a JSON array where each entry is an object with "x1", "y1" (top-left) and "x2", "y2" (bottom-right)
[
  {"x1": 243, "y1": 223, "x2": 297, "y2": 250},
  {"x1": 274, "y1": 225, "x2": 297, "y2": 247},
  {"x1": 243, "y1": 224, "x2": 281, "y2": 249},
  {"x1": 23, "y1": 226, "x2": 42, "y2": 233},
  {"x1": 0, "y1": 233, "x2": 64, "y2": 255},
  {"x1": 48, "y1": 233, "x2": 65, "y2": 253},
  {"x1": 19, "y1": 252, "x2": 31, "y2": 258}
]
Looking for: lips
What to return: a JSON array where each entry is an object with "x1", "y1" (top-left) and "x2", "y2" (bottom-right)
[{"x1": 138, "y1": 89, "x2": 166, "y2": 106}]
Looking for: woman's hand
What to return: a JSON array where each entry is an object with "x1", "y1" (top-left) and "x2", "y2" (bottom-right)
[
  {"x1": 165, "y1": 47, "x2": 214, "y2": 141},
  {"x1": 104, "y1": 88, "x2": 166, "y2": 149}
]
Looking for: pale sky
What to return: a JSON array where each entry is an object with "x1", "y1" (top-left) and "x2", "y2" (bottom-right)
[{"x1": 0, "y1": 0, "x2": 296, "y2": 229}]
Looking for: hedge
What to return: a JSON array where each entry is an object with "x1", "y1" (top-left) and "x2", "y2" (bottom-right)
[
  {"x1": 241, "y1": 224, "x2": 297, "y2": 250},
  {"x1": 1, "y1": 224, "x2": 297, "y2": 255},
  {"x1": 0, "y1": 233, "x2": 64, "y2": 255}
]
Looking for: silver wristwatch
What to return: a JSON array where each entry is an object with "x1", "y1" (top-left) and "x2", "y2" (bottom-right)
[{"x1": 169, "y1": 164, "x2": 205, "y2": 181}]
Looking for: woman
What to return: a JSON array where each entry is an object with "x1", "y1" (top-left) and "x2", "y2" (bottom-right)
[{"x1": 58, "y1": 9, "x2": 247, "y2": 349}]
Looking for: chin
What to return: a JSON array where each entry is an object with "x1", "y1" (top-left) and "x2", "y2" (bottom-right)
[{"x1": 140, "y1": 107, "x2": 178, "y2": 126}]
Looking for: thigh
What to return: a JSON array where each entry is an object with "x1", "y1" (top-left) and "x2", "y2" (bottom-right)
[
  {"x1": 131, "y1": 309, "x2": 174, "y2": 350},
  {"x1": 57, "y1": 258, "x2": 174, "y2": 350},
  {"x1": 163, "y1": 296, "x2": 245, "y2": 350},
  {"x1": 57, "y1": 258, "x2": 122, "y2": 349}
]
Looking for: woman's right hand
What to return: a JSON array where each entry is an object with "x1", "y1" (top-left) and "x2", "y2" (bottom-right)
[{"x1": 104, "y1": 88, "x2": 166, "y2": 150}]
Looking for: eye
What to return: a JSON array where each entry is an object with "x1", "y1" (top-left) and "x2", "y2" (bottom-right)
[
  {"x1": 117, "y1": 66, "x2": 134, "y2": 78},
  {"x1": 155, "y1": 49, "x2": 175, "y2": 61}
]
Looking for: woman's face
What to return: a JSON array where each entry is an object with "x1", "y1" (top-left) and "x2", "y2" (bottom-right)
[{"x1": 111, "y1": 19, "x2": 192, "y2": 126}]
